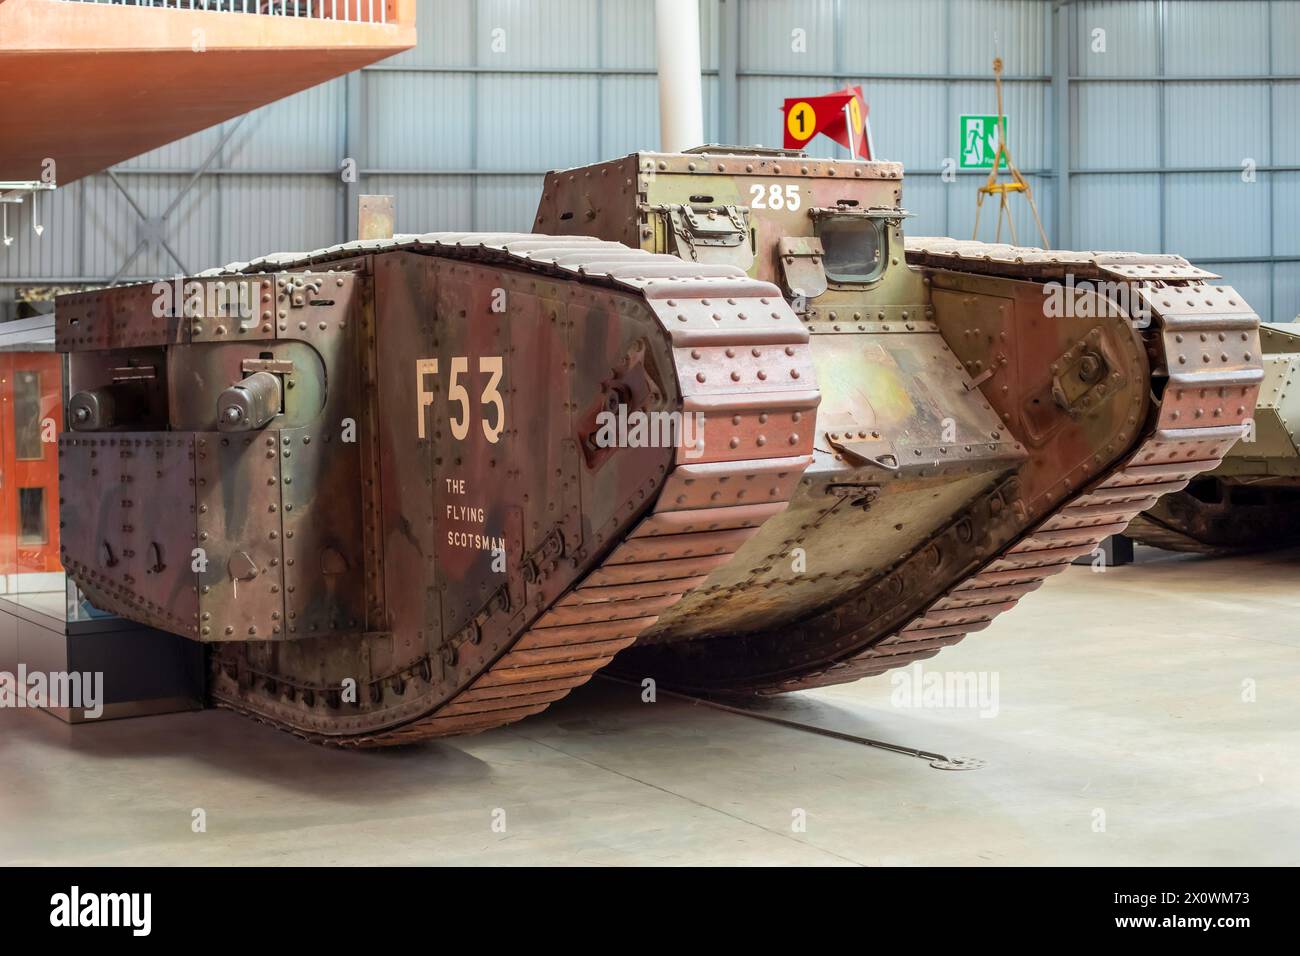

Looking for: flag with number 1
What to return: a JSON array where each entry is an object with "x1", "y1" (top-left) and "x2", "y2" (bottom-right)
[{"x1": 781, "y1": 86, "x2": 871, "y2": 159}]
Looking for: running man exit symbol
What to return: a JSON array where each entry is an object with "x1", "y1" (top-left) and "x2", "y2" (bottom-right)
[{"x1": 959, "y1": 115, "x2": 1007, "y2": 169}]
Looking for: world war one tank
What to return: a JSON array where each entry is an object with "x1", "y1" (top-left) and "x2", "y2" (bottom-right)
[
  {"x1": 1126, "y1": 322, "x2": 1300, "y2": 552},
  {"x1": 55, "y1": 146, "x2": 1262, "y2": 745}
]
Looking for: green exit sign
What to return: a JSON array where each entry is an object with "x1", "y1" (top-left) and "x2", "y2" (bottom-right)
[{"x1": 959, "y1": 114, "x2": 1008, "y2": 169}]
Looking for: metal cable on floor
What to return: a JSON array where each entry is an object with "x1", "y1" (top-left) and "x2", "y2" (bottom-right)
[{"x1": 597, "y1": 674, "x2": 985, "y2": 771}]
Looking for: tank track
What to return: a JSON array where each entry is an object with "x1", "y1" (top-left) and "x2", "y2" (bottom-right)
[
  {"x1": 1123, "y1": 512, "x2": 1222, "y2": 554},
  {"x1": 748, "y1": 243, "x2": 1263, "y2": 693},
  {"x1": 204, "y1": 234, "x2": 816, "y2": 746},
  {"x1": 1124, "y1": 321, "x2": 1300, "y2": 554}
]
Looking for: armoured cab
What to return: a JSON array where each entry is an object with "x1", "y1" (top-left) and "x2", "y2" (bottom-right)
[
  {"x1": 535, "y1": 146, "x2": 1021, "y2": 512},
  {"x1": 533, "y1": 145, "x2": 917, "y2": 323},
  {"x1": 534, "y1": 148, "x2": 971, "y2": 482}
]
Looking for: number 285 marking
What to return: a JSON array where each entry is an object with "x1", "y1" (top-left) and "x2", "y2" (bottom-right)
[
  {"x1": 750, "y1": 183, "x2": 801, "y2": 211},
  {"x1": 416, "y1": 355, "x2": 505, "y2": 443}
]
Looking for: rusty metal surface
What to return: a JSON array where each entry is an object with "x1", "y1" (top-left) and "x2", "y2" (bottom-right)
[
  {"x1": 54, "y1": 148, "x2": 1266, "y2": 745},
  {"x1": 59, "y1": 274, "x2": 366, "y2": 647},
  {"x1": 1126, "y1": 320, "x2": 1300, "y2": 552},
  {"x1": 357, "y1": 195, "x2": 395, "y2": 241},
  {"x1": 904, "y1": 237, "x2": 1221, "y2": 282},
  {"x1": 58, "y1": 434, "x2": 199, "y2": 636}
]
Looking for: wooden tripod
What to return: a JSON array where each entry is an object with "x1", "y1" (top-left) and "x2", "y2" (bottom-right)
[{"x1": 973, "y1": 57, "x2": 1049, "y2": 249}]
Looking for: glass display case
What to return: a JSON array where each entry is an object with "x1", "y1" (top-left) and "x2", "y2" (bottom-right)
[
  {"x1": 0, "y1": 313, "x2": 203, "y2": 722},
  {"x1": 0, "y1": 347, "x2": 74, "y2": 617},
  {"x1": 0, "y1": 319, "x2": 68, "y2": 618}
]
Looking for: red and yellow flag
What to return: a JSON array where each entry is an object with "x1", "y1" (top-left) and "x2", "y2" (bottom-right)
[{"x1": 781, "y1": 86, "x2": 871, "y2": 159}]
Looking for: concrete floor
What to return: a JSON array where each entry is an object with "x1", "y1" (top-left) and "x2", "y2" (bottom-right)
[{"x1": 2, "y1": 546, "x2": 1298, "y2": 866}]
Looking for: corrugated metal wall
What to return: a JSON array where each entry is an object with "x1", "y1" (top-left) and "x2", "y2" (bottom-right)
[
  {"x1": 2, "y1": 0, "x2": 1295, "y2": 322},
  {"x1": 1069, "y1": 0, "x2": 1299, "y2": 324},
  {"x1": 736, "y1": 0, "x2": 1053, "y2": 257}
]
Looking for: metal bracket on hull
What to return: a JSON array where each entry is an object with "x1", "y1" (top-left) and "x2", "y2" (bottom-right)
[
  {"x1": 778, "y1": 236, "x2": 828, "y2": 299},
  {"x1": 825, "y1": 434, "x2": 899, "y2": 471}
]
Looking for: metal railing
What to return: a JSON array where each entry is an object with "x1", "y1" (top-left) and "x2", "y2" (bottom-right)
[{"x1": 51, "y1": 0, "x2": 389, "y2": 24}]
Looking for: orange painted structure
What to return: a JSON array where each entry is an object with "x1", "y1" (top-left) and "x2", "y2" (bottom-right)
[
  {"x1": 0, "y1": 0, "x2": 416, "y2": 184},
  {"x1": 0, "y1": 351, "x2": 62, "y2": 576}
]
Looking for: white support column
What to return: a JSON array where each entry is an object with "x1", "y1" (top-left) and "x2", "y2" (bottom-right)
[{"x1": 654, "y1": 0, "x2": 705, "y2": 153}]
